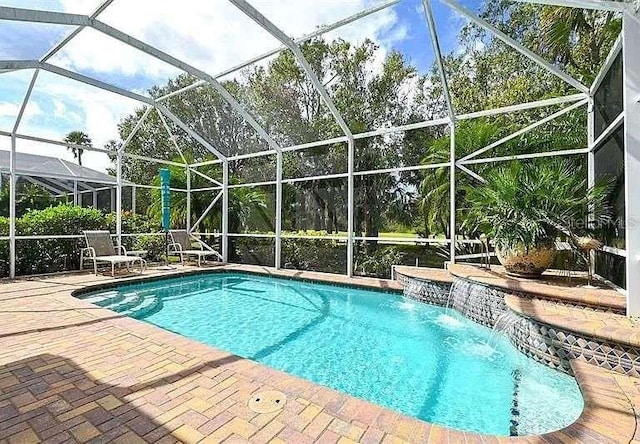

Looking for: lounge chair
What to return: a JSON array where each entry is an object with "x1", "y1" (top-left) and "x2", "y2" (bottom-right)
[
  {"x1": 168, "y1": 230, "x2": 222, "y2": 267},
  {"x1": 80, "y1": 230, "x2": 144, "y2": 276}
]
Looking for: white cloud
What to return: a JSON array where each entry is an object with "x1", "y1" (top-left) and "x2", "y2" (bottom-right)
[
  {"x1": 14, "y1": 70, "x2": 139, "y2": 172},
  {"x1": 48, "y1": 27, "x2": 184, "y2": 85},
  {"x1": 0, "y1": 100, "x2": 43, "y2": 125},
  {"x1": 52, "y1": 0, "x2": 401, "y2": 82},
  {"x1": 2, "y1": 0, "x2": 407, "y2": 174},
  {"x1": 0, "y1": 102, "x2": 19, "y2": 118},
  {"x1": 22, "y1": 101, "x2": 43, "y2": 126},
  {"x1": 52, "y1": 99, "x2": 66, "y2": 119}
]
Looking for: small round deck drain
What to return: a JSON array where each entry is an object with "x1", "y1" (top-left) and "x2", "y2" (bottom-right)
[{"x1": 248, "y1": 390, "x2": 286, "y2": 413}]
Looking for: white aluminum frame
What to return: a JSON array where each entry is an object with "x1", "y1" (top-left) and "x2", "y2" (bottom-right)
[
  {"x1": 584, "y1": 11, "x2": 632, "y2": 304},
  {"x1": 622, "y1": 11, "x2": 639, "y2": 314},
  {"x1": 0, "y1": 0, "x2": 635, "y2": 310}
]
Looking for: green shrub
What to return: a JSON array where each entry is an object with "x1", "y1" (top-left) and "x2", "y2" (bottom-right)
[
  {"x1": 18, "y1": 204, "x2": 107, "y2": 235},
  {"x1": 16, "y1": 205, "x2": 108, "y2": 276},
  {"x1": 0, "y1": 204, "x2": 162, "y2": 278},
  {"x1": 109, "y1": 211, "x2": 161, "y2": 236},
  {"x1": 133, "y1": 234, "x2": 166, "y2": 262},
  {"x1": 281, "y1": 238, "x2": 346, "y2": 274},
  {"x1": 464, "y1": 160, "x2": 611, "y2": 252},
  {"x1": 231, "y1": 237, "x2": 275, "y2": 266},
  {"x1": 355, "y1": 245, "x2": 404, "y2": 278}
]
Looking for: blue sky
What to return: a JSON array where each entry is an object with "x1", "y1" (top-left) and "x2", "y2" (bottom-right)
[
  {"x1": 0, "y1": 0, "x2": 481, "y2": 171},
  {"x1": 388, "y1": 0, "x2": 472, "y2": 72}
]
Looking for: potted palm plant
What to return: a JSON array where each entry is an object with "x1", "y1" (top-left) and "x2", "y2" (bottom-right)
[{"x1": 464, "y1": 160, "x2": 611, "y2": 278}]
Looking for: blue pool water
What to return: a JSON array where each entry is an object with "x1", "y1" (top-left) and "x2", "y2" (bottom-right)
[{"x1": 80, "y1": 272, "x2": 583, "y2": 436}]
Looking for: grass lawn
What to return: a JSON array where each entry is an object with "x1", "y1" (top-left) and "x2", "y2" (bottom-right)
[{"x1": 275, "y1": 231, "x2": 446, "y2": 241}]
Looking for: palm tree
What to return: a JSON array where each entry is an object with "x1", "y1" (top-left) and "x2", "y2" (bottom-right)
[
  {"x1": 463, "y1": 159, "x2": 612, "y2": 253},
  {"x1": 418, "y1": 120, "x2": 504, "y2": 237},
  {"x1": 63, "y1": 131, "x2": 92, "y2": 166},
  {"x1": 538, "y1": 7, "x2": 621, "y2": 84}
]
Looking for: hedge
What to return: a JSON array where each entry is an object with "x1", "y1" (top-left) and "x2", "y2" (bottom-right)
[
  {"x1": 0, "y1": 204, "x2": 454, "y2": 279},
  {"x1": 0, "y1": 204, "x2": 163, "y2": 277}
]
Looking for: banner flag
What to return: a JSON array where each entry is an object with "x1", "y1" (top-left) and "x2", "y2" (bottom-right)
[{"x1": 159, "y1": 168, "x2": 171, "y2": 231}]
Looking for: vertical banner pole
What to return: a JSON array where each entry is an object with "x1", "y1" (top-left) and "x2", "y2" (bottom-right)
[
  {"x1": 116, "y1": 152, "x2": 122, "y2": 248},
  {"x1": 186, "y1": 168, "x2": 191, "y2": 233},
  {"x1": 222, "y1": 162, "x2": 229, "y2": 263},
  {"x1": 9, "y1": 135, "x2": 16, "y2": 279},
  {"x1": 159, "y1": 168, "x2": 172, "y2": 268},
  {"x1": 449, "y1": 122, "x2": 456, "y2": 265}
]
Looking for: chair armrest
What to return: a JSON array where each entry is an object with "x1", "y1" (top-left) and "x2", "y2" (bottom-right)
[
  {"x1": 191, "y1": 236, "x2": 208, "y2": 251},
  {"x1": 81, "y1": 247, "x2": 96, "y2": 259},
  {"x1": 115, "y1": 245, "x2": 127, "y2": 255},
  {"x1": 185, "y1": 234, "x2": 204, "y2": 250},
  {"x1": 168, "y1": 242, "x2": 183, "y2": 252}
]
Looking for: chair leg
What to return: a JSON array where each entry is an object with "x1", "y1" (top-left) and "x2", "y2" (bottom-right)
[
  {"x1": 93, "y1": 260, "x2": 97, "y2": 276},
  {"x1": 111, "y1": 262, "x2": 115, "y2": 277}
]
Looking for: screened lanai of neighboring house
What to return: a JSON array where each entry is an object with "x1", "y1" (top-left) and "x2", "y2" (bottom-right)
[
  {"x1": 0, "y1": 150, "x2": 134, "y2": 207},
  {"x1": 0, "y1": 0, "x2": 639, "y2": 311}
]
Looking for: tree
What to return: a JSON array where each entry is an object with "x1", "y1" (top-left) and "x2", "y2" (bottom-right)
[
  {"x1": 414, "y1": 1, "x2": 615, "y2": 242},
  {"x1": 117, "y1": 38, "x2": 427, "y2": 241},
  {"x1": 471, "y1": 0, "x2": 620, "y2": 86},
  {"x1": 114, "y1": 11, "x2": 617, "y2": 254},
  {"x1": 538, "y1": 7, "x2": 620, "y2": 84},
  {"x1": 104, "y1": 139, "x2": 121, "y2": 153},
  {"x1": 63, "y1": 131, "x2": 92, "y2": 166},
  {"x1": 0, "y1": 180, "x2": 56, "y2": 218},
  {"x1": 247, "y1": 39, "x2": 431, "y2": 239}
]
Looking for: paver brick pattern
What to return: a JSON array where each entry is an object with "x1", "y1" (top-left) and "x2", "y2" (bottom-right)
[{"x1": 0, "y1": 266, "x2": 638, "y2": 443}]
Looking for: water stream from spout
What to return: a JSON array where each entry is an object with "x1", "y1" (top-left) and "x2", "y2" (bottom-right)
[{"x1": 488, "y1": 311, "x2": 520, "y2": 346}]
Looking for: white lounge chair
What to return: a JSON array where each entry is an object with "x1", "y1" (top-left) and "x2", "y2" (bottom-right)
[
  {"x1": 168, "y1": 230, "x2": 222, "y2": 267},
  {"x1": 80, "y1": 230, "x2": 144, "y2": 276}
]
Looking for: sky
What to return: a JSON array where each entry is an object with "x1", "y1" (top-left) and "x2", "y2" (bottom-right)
[{"x1": 0, "y1": 0, "x2": 476, "y2": 173}]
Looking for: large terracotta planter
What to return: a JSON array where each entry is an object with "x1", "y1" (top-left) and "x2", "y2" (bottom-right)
[{"x1": 495, "y1": 242, "x2": 556, "y2": 278}]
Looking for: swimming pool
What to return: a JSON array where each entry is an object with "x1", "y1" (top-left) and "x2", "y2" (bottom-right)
[{"x1": 79, "y1": 272, "x2": 583, "y2": 436}]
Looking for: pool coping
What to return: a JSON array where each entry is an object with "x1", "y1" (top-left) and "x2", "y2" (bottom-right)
[
  {"x1": 70, "y1": 265, "x2": 404, "y2": 300},
  {"x1": 505, "y1": 294, "x2": 640, "y2": 348},
  {"x1": 0, "y1": 265, "x2": 638, "y2": 443},
  {"x1": 448, "y1": 264, "x2": 626, "y2": 313},
  {"x1": 394, "y1": 264, "x2": 626, "y2": 313}
]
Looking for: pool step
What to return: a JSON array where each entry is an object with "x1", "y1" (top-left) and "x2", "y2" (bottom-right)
[
  {"x1": 106, "y1": 293, "x2": 144, "y2": 313},
  {"x1": 82, "y1": 291, "x2": 127, "y2": 307},
  {"x1": 121, "y1": 296, "x2": 162, "y2": 318},
  {"x1": 447, "y1": 264, "x2": 625, "y2": 314}
]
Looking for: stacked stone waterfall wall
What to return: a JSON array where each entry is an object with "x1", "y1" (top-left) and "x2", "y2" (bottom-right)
[
  {"x1": 401, "y1": 276, "x2": 450, "y2": 306},
  {"x1": 447, "y1": 278, "x2": 508, "y2": 328},
  {"x1": 401, "y1": 276, "x2": 510, "y2": 328},
  {"x1": 401, "y1": 275, "x2": 573, "y2": 374},
  {"x1": 401, "y1": 273, "x2": 640, "y2": 376}
]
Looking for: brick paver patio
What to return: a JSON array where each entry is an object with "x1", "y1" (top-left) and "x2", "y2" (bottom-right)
[{"x1": 0, "y1": 265, "x2": 639, "y2": 443}]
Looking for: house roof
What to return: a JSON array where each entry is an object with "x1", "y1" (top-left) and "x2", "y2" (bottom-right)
[{"x1": 0, "y1": 150, "x2": 133, "y2": 192}]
